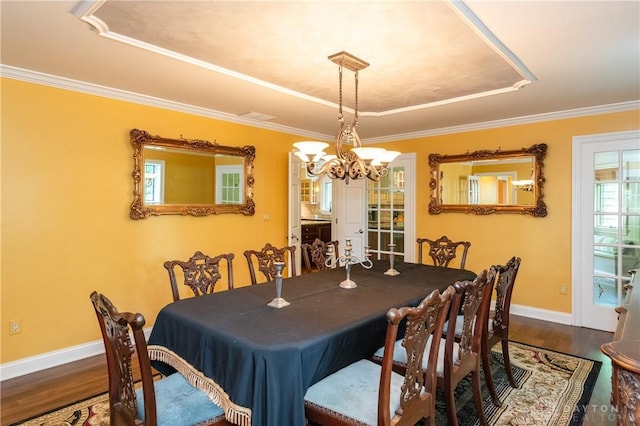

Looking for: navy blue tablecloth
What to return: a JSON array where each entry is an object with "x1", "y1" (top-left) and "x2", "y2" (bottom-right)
[{"x1": 148, "y1": 261, "x2": 475, "y2": 426}]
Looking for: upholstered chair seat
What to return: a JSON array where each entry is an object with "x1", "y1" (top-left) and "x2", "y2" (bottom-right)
[
  {"x1": 304, "y1": 286, "x2": 455, "y2": 426},
  {"x1": 372, "y1": 269, "x2": 496, "y2": 426},
  {"x1": 304, "y1": 359, "x2": 406, "y2": 425},
  {"x1": 136, "y1": 372, "x2": 225, "y2": 426},
  {"x1": 90, "y1": 291, "x2": 230, "y2": 426}
]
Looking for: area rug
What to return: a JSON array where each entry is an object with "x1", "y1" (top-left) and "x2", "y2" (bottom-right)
[
  {"x1": 12, "y1": 341, "x2": 601, "y2": 426},
  {"x1": 431, "y1": 341, "x2": 602, "y2": 426}
]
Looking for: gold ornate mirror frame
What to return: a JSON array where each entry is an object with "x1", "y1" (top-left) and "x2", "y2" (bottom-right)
[
  {"x1": 130, "y1": 129, "x2": 255, "y2": 219},
  {"x1": 428, "y1": 143, "x2": 548, "y2": 217}
]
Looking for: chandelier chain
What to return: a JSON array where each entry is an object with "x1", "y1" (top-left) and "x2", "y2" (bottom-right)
[
  {"x1": 354, "y1": 70, "x2": 359, "y2": 127},
  {"x1": 338, "y1": 66, "x2": 344, "y2": 123},
  {"x1": 292, "y1": 51, "x2": 401, "y2": 184}
]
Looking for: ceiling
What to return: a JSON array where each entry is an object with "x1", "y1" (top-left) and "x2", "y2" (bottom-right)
[{"x1": 1, "y1": 1, "x2": 639, "y2": 142}]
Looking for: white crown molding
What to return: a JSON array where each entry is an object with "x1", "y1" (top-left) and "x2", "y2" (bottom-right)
[
  {"x1": 1, "y1": 65, "x2": 638, "y2": 145},
  {"x1": 366, "y1": 100, "x2": 640, "y2": 143},
  {"x1": 0, "y1": 65, "x2": 329, "y2": 141}
]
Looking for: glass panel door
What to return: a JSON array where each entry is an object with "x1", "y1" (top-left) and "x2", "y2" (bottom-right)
[
  {"x1": 367, "y1": 166, "x2": 405, "y2": 262},
  {"x1": 593, "y1": 149, "x2": 640, "y2": 307}
]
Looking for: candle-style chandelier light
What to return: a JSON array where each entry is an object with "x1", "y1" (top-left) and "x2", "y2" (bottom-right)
[{"x1": 293, "y1": 51, "x2": 400, "y2": 184}]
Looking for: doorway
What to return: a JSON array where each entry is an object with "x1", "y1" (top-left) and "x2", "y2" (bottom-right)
[{"x1": 572, "y1": 130, "x2": 640, "y2": 331}]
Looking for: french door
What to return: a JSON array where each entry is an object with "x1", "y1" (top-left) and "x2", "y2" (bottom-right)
[
  {"x1": 334, "y1": 153, "x2": 416, "y2": 263},
  {"x1": 367, "y1": 154, "x2": 416, "y2": 263},
  {"x1": 573, "y1": 130, "x2": 640, "y2": 331}
]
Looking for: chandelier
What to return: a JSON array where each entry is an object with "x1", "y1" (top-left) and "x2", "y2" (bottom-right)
[{"x1": 293, "y1": 51, "x2": 400, "y2": 184}]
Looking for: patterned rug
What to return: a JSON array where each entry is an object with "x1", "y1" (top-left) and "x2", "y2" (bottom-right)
[{"x1": 12, "y1": 341, "x2": 601, "y2": 426}]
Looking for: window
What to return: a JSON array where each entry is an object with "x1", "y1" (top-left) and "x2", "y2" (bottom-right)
[{"x1": 320, "y1": 178, "x2": 332, "y2": 213}]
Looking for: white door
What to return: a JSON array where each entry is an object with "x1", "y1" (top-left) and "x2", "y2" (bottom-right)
[
  {"x1": 335, "y1": 178, "x2": 367, "y2": 260},
  {"x1": 573, "y1": 130, "x2": 640, "y2": 331},
  {"x1": 288, "y1": 152, "x2": 302, "y2": 274}
]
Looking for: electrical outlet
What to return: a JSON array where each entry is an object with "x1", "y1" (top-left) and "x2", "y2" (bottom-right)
[
  {"x1": 9, "y1": 320, "x2": 21, "y2": 335},
  {"x1": 559, "y1": 284, "x2": 568, "y2": 295}
]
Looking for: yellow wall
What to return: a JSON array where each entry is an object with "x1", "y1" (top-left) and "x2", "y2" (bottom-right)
[
  {"x1": 374, "y1": 110, "x2": 639, "y2": 318},
  {"x1": 1, "y1": 78, "x2": 301, "y2": 362},
  {"x1": 1, "y1": 76, "x2": 639, "y2": 364}
]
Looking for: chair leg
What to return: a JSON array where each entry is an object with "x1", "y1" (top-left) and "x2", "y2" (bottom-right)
[
  {"x1": 471, "y1": 370, "x2": 488, "y2": 426},
  {"x1": 426, "y1": 413, "x2": 436, "y2": 426},
  {"x1": 482, "y1": 341, "x2": 502, "y2": 407},
  {"x1": 501, "y1": 338, "x2": 517, "y2": 388},
  {"x1": 444, "y1": 380, "x2": 459, "y2": 426}
]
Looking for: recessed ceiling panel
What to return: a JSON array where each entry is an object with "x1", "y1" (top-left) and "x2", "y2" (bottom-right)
[{"x1": 90, "y1": 0, "x2": 530, "y2": 114}]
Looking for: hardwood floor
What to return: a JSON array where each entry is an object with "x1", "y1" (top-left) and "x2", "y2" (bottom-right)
[{"x1": 1, "y1": 315, "x2": 615, "y2": 425}]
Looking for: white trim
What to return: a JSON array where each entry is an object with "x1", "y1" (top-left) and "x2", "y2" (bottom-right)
[
  {"x1": 571, "y1": 130, "x2": 640, "y2": 329},
  {"x1": 399, "y1": 153, "x2": 417, "y2": 262},
  {"x1": 1, "y1": 65, "x2": 637, "y2": 144},
  {"x1": 1, "y1": 302, "x2": 575, "y2": 381},
  {"x1": 0, "y1": 65, "x2": 328, "y2": 141},
  {"x1": 366, "y1": 101, "x2": 640, "y2": 143},
  {"x1": 0, "y1": 328, "x2": 152, "y2": 381},
  {"x1": 74, "y1": 0, "x2": 534, "y2": 121},
  {"x1": 491, "y1": 301, "x2": 573, "y2": 325}
]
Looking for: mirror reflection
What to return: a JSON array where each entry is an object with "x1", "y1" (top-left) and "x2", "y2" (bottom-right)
[
  {"x1": 429, "y1": 144, "x2": 547, "y2": 216},
  {"x1": 143, "y1": 147, "x2": 244, "y2": 205},
  {"x1": 130, "y1": 129, "x2": 255, "y2": 219},
  {"x1": 439, "y1": 157, "x2": 535, "y2": 205}
]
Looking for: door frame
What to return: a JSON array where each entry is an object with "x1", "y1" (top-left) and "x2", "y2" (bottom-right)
[{"x1": 571, "y1": 129, "x2": 640, "y2": 328}]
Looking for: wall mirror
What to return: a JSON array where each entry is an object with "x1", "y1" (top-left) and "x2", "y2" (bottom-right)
[
  {"x1": 130, "y1": 129, "x2": 255, "y2": 219},
  {"x1": 428, "y1": 143, "x2": 547, "y2": 217}
]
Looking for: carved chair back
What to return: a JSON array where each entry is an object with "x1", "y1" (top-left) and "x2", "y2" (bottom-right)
[
  {"x1": 381, "y1": 286, "x2": 455, "y2": 424},
  {"x1": 301, "y1": 238, "x2": 339, "y2": 273},
  {"x1": 417, "y1": 235, "x2": 471, "y2": 269},
  {"x1": 490, "y1": 256, "x2": 521, "y2": 338},
  {"x1": 164, "y1": 251, "x2": 234, "y2": 302},
  {"x1": 90, "y1": 291, "x2": 158, "y2": 426},
  {"x1": 446, "y1": 268, "x2": 495, "y2": 369},
  {"x1": 243, "y1": 243, "x2": 297, "y2": 285},
  {"x1": 439, "y1": 268, "x2": 495, "y2": 426}
]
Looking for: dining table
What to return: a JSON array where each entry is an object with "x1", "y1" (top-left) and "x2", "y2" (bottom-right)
[{"x1": 148, "y1": 260, "x2": 476, "y2": 426}]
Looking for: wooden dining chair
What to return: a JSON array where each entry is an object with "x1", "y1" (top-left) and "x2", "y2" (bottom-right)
[
  {"x1": 304, "y1": 285, "x2": 455, "y2": 426},
  {"x1": 90, "y1": 291, "x2": 231, "y2": 426},
  {"x1": 164, "y1": 251, "x2": 235, "y2": 302},
  {"x1": 374, "y1": 268, "x2": 495, "y2": 426},
  {"x1": 417, "y1": 235, "x2": 471, "y2": 269},
  {"x1": 481, "y1": 256, "x2": 522, "y2": 401},
  {"x1": 243, "y1": 242, "x2": 297, "y2": 285},
  {"x1": 301, "y1": 238, "x2": 339, "y2": 273},
  {"x1": 623, "y1": 283, "x2": 634, "y2": 304}
]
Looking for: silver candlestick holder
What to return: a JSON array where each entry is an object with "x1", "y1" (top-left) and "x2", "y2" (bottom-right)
[
  {"x1": 384, "y1": 243, "x2": 400, "y2": 276},
  {"x1": 325, "y1": 238, "x2": 373, "y2": 289},
  {"x1": 267, "y1": 262, "x2": 290, "y2": 308}
]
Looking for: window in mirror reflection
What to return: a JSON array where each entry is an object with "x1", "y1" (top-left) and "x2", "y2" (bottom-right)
[
  {"x1": 144, "y1": 160, "x2": 164, "y2": 204},
  {"x1": 216, "y1": 165, "x2": 243, "y2": 204}
]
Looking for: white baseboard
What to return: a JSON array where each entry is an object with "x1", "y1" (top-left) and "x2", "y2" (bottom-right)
[
  {"x1": 1, "y1": 307, "x2": 572, "y2": 382},
  {"x1": 491, "y1": 301, "x2": 573, "y2": 325},
  {"x1": 0, "y1": 328, "x2": 152, "y2": 382}
]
